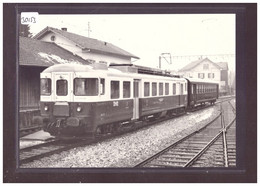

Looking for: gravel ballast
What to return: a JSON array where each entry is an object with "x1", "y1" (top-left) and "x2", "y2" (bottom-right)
[{"x1": 21, "y1": 106, "x2": 220, "y2": 168}]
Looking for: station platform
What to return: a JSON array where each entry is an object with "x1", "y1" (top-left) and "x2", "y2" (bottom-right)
[{"x1": 20, "y1": 130, "x2": 54, "y2": 141}]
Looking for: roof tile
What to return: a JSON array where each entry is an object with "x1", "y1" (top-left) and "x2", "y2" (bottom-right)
[{"x1": 19, "y1": 36, "x2": 89, "y2": 67}]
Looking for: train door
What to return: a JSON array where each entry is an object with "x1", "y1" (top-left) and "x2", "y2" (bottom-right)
[
  {"x1": 53, "y1": 73, "x2": 73, "y2": 102},
  {"x1": 133, "y1": 79, "x2": 141, "y2": 120}
]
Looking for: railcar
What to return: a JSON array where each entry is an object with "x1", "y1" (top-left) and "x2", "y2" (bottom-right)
[
  {"x1": 34, "y1": 63, "x2": 188, "y2": 138},
  {"x1": 186, "y1": 78, "x2": 219, "y2": 108}
]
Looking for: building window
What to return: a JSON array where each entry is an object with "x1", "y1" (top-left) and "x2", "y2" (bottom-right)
[
  {"x1": 152, "y1": 82, "x2": 157, "y2": 96},
  {"x1": 198, "y1": 73, "x2": 204, "y2": 79},
  {"x1": 123, "y1": 81, "x2": 131, "y2": 98},
  {"x1": 51, "y1": 35, "x2": 56, "y2": 41},
  {"x1": 144, "y1": 82, "x2": 150, "y2": 97},
  {"x1": 111, "y1": 81, "x2": 120, "y2": 99},
  {"x1": 208, "y1": 73, "x2": 215, "y2": 79},
  {"x1": 203, "y1": 64, "x2": 209, "y2": 70}
]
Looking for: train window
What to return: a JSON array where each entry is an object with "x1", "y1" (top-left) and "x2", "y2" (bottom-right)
[
  {"x1": 144, "y1": 82, "x2": 150, "y2": 97},
  {"x1": 100, "y1": 78, "x2": 105, "y2": 95},
  {"x1": 40, "y1": 78, "x2": 51, "y2": 96},
  {"x1": 180, "y1": 84, "x2": 183, "y2": 95},
  {"x1": 123, "y1": 81, "x2": 131, "y2": 98},
  {"x1": 152, "y1": 82, "x2": 157, "y2": 96},
  {"x1": 111, "y1": 81, "x2": 120, "y2": 99},
  {"x1": 74, "y1": 78, "x2": 98, "y2": 96},
  {"x1": 173, "y1": 83, "x2": 176, "y2": 95},
  {"x1": 134, "y1": 81, "x2": 139, "y2": 98},
  {"x1": 192, "y1": 84, "x2": 196, "y2": 94},
  {"x1": 165, "y1": 83, "x2": 169, "y2": 95},
  {"x1": 159, "y1": 83, "x2": 163, "y2": 95},
  {"x1": 57, "y1": 79, "x2": 68, "y2": 96}
]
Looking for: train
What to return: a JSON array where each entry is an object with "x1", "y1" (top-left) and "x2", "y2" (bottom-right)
[{"x1": 33, "y1": 63, "x2": 219, "y2": 138}]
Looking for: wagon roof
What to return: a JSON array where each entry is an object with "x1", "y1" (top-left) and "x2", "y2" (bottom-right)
[
  {"x1": 19, "y1": 37, "x2": 89, "y2": 67},
  {"x1": 186, "y1": 77, "x2": 219, "y2": 84},
  {"x1": 42, "y1": 63, "x2": 186, "y2": 82},
  {"x1": 42, "y1": 63, "x2": 95, "y2": 73}
]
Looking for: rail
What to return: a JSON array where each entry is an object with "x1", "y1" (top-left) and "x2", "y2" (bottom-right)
[{"x1": 135, "y1": 100, "x2": 236, "y2": 168}]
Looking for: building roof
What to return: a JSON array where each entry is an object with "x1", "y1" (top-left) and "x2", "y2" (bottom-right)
[
  {"x1": 178, "y1": 57, "x2": 228, "y2": 72},
  {"x1": 33, "y1": 26, "x2": 139, "y2": 59},
  {"x1": 19, "y1": 37, "x2": 89, "y2": 67}
]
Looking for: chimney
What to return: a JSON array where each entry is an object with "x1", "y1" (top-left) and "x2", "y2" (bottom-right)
[{"x1": 61, "y1": 28, "x2": 67, "y2": 31}]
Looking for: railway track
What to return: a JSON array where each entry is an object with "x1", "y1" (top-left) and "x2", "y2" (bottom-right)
[
  {"x1": 135, "y1": 101, "x2": 236, "y2": 168},
  {"x1": 20, "y1": 126, "x2": 42, "y2": 137},
  {"x1": 19, "y1": 139, "x2": 93, "y2": 165},
  {"x1": 18, "y1": 113, "x2": 183, "y2": 166}
]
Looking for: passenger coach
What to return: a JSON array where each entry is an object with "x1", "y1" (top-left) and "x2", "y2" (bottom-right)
[
  {"x1": 36, "y1": 63, "x2": 188, "y2": 137},
  {"x1": 186, "y1": 78, "x2": 219, "y2": 108}
]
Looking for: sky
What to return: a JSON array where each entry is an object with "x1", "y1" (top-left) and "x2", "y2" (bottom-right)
[{"x1": 29, "y1": 14, "x2": 235, "y2": 71}]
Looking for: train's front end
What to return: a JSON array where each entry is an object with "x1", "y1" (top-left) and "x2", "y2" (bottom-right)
[{"x1": 34, "y1": 64, "x2": 101, "y2": 138}]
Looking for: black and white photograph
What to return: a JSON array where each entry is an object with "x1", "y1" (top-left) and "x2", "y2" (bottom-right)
[
  {"x1": 19, "y1": 13, "x2": 237, "y2": 169},
  {"x1": 3, "y1": 3, "x2": 257, "y2": 183}
]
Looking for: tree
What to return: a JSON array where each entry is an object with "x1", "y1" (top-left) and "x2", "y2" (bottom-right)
[
  {"x1": 18, "y1": 14, "x2": 32, "y2": 37},
  {"x1": 19, "y1": 24, "x2": 32, "y2": 38}
]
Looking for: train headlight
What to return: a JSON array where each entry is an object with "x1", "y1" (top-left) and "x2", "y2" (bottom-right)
[
  {"x1": 76, "y1": 106, "x2": 82, "y2": 112},
  {"x1": 44, "y1": 105, "x2": 49, "y2": 111}
]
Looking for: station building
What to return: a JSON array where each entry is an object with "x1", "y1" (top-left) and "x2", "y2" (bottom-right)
[{"x1": 33, "y1": 26, "x2": 139, "y2": 65}]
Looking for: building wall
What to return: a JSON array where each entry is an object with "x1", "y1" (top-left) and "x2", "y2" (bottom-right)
[
  {"x1": 19, "y1": 66, "x2": 45, "y2": 110},
  {"x1": 40, "y1": 32, "x2": 131, "y2": 65},
  {"x1": 182, "y1": 60, "x2": 221, "y2": 80},
  {"x1": 19, "y1": 66, "x2": 47, "y2": 129},
  {"x1": 180, "y1": 59, "x2": 228, "y2": 93}
]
